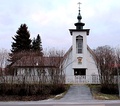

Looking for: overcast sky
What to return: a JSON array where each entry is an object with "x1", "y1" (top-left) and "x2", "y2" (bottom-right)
[{"x1": 0, "y1": 0, "x2": 120, "y2": 51}]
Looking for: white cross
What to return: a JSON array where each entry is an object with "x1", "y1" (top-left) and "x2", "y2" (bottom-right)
[{"x1": 78, "y1": 2, "x2": 81, "y2": 10}]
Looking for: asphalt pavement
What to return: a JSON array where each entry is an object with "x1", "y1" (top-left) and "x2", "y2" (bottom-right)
[{"x1": 58, "y1": 84, "x2": 93, "y2": 102}]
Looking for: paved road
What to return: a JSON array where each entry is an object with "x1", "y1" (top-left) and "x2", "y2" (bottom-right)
[{"x1": 0, "y1": 101, "x2": 120, "y2": 106}]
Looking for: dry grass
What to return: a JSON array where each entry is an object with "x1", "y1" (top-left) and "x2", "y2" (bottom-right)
[
  {"x1": 93, "y1": 93, "x2": 119, "y2": 100},
  {"x1": 88, "y1": 84, "x2": 120, "y2": 100}
]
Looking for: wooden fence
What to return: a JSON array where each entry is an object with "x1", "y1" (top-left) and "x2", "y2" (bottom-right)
[
  {"x1": 0, "y1": 75, "x2": 119, "y2": 84},
  {"x1": 0, "y1": 75, "x2": 65, "y2": 84}
]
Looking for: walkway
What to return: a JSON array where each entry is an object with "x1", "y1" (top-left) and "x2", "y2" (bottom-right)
[{"x1": 58, "y1": 84, "x2": 93, "y2": 102}]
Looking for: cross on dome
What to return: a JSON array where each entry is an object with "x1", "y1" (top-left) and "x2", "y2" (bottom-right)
[
  {"x1": 78, "y1": 2, "x2": 81, "y2": 10},
  {"x1": 77, "y1": 2, "x2": 82, "y2": 21},
  {"x1": 74, "y1": 2, "x2": 85, "y2": 30}
]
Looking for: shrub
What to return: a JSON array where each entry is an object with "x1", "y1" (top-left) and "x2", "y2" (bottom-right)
[
  {"x1": 0, "y1": 83, "x2": 67, "y2": 99},
  {"x1": 50, "y1": 84, "x2": 66, "y2": 95},
  {"x1": 100, "y1": 84, "x2": 118, "y2": 94}
]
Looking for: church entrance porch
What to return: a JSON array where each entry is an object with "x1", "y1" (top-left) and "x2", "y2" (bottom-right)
[
  {"x1": 74, "y1": 69, "x2": 86, "y2": 75},
  {"x1": 74, "y1": 69, "x2": 86, "y2": 84},
  {"x1": 65, "y1": 70, "x2": 100, "y2": 84}
]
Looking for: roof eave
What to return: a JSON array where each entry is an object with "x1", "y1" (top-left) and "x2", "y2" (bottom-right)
[{"x1": 69, "y1": 29, "x2": 90, "y2": 36}]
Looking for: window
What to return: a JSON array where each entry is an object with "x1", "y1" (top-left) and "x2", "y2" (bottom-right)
[{"x1": 76, "y1": 35, "x2": 83, "y2": 53}]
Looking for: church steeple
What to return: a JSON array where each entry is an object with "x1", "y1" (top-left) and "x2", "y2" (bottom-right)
[{"x1": 74, "y1": 2, "x2": 85, "y2": 30}]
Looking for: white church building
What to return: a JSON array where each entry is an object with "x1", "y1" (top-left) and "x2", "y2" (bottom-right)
[
  {"x1": 63, "y1": 5, "x2": 99, "y2": 84},
  {"x1": 10, "y1": 4, "x2": 99, "y2": 84}
]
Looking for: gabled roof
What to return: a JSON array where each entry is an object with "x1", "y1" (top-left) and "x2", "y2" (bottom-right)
[
  {"x1": 12, "y1": 56, "x2": 63, "y2": 68},
  {"x1": 87, "y1": 45, "x2": 97, "y2": 63},
  {"x1": 63, "y1": 46, "x2": 72, "y2": 59},
  {"x1": 63, "y1": 45, "x2": 97, "y2": 62}
]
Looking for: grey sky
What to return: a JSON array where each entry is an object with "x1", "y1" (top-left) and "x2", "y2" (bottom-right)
[{"x1": 0, "y1": 0, "x2": 120, "y2": 51}]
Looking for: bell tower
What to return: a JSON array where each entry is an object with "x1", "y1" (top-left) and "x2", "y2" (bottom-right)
[{"x1": 69, "y1": 3, "x2": 90, "y2": 75}]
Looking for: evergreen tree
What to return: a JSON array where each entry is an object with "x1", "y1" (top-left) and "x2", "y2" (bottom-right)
[
  {"x1": 31, "y1": 37, "x2": 36, "y2": 50},
  {"x1": 31, "y1": 34, "x2": 43, "y2": 55},
  {"x1": 11, "y1": 24, "x2": 31, "y2": 53},
  {"x1": 9, "y1": 24, "x2": 32, "y2": 63}
]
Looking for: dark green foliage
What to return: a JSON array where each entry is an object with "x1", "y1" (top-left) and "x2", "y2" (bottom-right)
[
  {"x1": 32, "y1": 38, "x2": 36, "y2": 50},
  {"x1": 18, "y1": 89, "x2": 27, "y2": 96},
  {"x1": 0, "y1": 84, "x2": 67, "y2": 97},
  {"x1": 31, "y1": 34, "x2": 43, "y2": 55},
  {"x1": 5, "y1": 89, "x2": 15, "y2": 95},
  {"x1": 100, "y1": 84, "x2": 118, "y2": 94},
  {"x1": 51, "y1": 84, "x2": 67, "y2": 95},
  {"x1": 9, "y1": 24, "x2": 43, "y2": 65},
  {"x1": 9, "y1": 24, "x2": 32, "y2": 63},
  {"x1": 11, "y1": 24, "x2": 31, "y2": 53},
  {"x1": 35, "y1": 85, "x2": 51, "y2": 96}
]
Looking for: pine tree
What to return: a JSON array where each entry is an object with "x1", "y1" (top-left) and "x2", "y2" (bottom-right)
[
  {"x1": 31, "y1": 37, "x2": 36, "y2": 50},
  {"x1": 9, "y1": 24, "x2": 32, "y2": 63},
  {"x1": 31, "y1": 34, "x2": 43, "y2": 55},
  {"x1": 11, "y1": 24, "x2": 31, "y2": 53}
]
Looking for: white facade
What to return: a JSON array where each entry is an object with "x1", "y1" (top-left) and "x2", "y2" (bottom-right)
[
  {"x1": 63, "y1": 29, "x2": 99, "y2": 84},
  {"x1": 63, "y1": 46, "x2": 99, "y2": 84},
  {"x1": 62, "y1": 6, "x2": 99, "y2": 84},
  {"x1": 72, "y1": 31, "x2": 88, "y2": 69}
]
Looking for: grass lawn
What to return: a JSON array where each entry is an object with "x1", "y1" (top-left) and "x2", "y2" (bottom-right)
[{"x1": 88, "y1": 84, "x2": 120, "y2": 100}]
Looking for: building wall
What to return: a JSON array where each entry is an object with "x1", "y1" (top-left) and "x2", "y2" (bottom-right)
[
  {"x1": 63, "y1": 50, "x2": 74, "y2": 83},
  {"x1": 86, "y1": 49, "x2": 98, "y2": 76},
  {"x1": 16, "y1": 68, "x2": 44, "y2": 76},
  {"x1": 63, "y1": 48, "x2": 99, "y2": 84},
  {"x1": 63, "y1": 51, "x2": 73, "y2": 75},
  {"x1": 15, "y1": 67, "x2": 65, "y2": 84},
  {"x1": 15, "y1": 46, "x2": 99, "y2": 84},
  {"x1": 72, "y1": 31, "x2": 87, "y2": 69}
]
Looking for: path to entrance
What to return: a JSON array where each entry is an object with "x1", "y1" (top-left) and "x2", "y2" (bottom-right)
[
  {"x1": 58, "y1": 84, "x2": 93, "y2": 102},
  {"x1": 40, "y1": 84, "x2": 94, "y2": 103}
]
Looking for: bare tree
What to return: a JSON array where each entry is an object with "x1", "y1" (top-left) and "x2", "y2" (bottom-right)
[
  {"x1": 0, "y1": 49, "x2": 9, "y2": 75},
  {"x1": 115, "y1": 46, "x2": 120, "y2": 70},
  {"x1": 94, "y1": 45, "x2": 117, "y2": 94},
  {"x1": 115, "y1": 46, "x2": 120, "y2": 96},
  {"x1": 0, "y1": 49, "x2": 67, "y2": 97},
  {"x1": 44, "y1": 48, "x2": 65, "y2": 84}
]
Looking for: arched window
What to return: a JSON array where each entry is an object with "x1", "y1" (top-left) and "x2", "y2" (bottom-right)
[{"x1": 76, "y1": 35, "x2": 83, "y2": 53}]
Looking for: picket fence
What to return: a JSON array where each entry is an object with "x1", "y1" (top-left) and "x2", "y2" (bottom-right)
[
  {"x1": 0, "y1": 75, "x2": 119, "y2": 84},
  {"x1": 0, "y1": 75, "x2": 65, "y2": 84}
]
